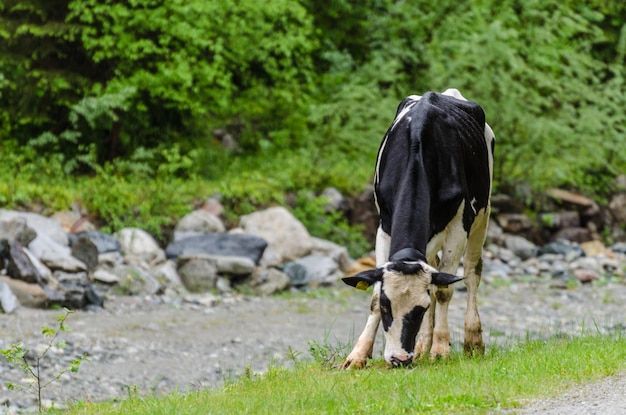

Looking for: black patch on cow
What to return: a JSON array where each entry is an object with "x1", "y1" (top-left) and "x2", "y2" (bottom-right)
[
  {"x1": 374, "y1": 92, "x2": 491, "y2": 256},
  {"x1": 387, "y1": 261, "x2": 424, "y2": 275},
  {"x1": 389, "y1": 247, "x2": 426, "y2": 263},
  {"x1": 401, "y1": 305, "x2": 427, "y2": 353},
  {"x1": 379, "y1": 288, "x2": 393, "y2": 332}
]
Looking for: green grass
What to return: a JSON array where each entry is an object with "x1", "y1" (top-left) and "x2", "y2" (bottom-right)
[{"x1": 60, "y1": 334, "x2": 626, "y2": 415}]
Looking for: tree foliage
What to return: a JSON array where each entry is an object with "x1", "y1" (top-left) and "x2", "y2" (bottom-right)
[{"x1": 1, "y1": 0, "x2": 625, "y2": 199}]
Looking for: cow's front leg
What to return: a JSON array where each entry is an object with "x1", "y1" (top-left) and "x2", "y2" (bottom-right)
[
  {"x1": 341, "y1": 286, "x2": 381, "y2": 369},
  {"x1": 415, "y1": 292, "x2": 435, "y2": 358},
  {"x1": 429, "y1": 285, "x2": 454, "y2": 359}
]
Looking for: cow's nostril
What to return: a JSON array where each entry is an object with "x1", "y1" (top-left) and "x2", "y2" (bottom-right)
[{"x1": 390, "y1": 355, "x2": 413, "y2": 367}]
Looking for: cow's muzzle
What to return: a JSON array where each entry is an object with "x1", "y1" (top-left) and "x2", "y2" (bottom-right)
[{"x1": 390, "y1": 355, "x2": 413, "y2": 368}]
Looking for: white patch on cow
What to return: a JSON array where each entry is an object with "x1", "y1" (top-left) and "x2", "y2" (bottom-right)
[
  {"x1": 470, "y1": 197, "x2": 477, "y2": 215},
  {"x1": 442, "y1": 88, "x2": 466, "y2": 101},
  {"x1": 379, "y1": 262, "x2": 435, "y2": 364}
]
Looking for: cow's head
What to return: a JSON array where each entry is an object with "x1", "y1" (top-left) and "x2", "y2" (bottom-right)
[{"x1": 342, "y1": 248, "x2": 463, "y2": 367}]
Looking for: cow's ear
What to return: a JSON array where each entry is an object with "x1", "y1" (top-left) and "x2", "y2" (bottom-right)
[
  {"x1": 342, "y1": 268, "x2": 383, "y2": 290},
  {"x1": 432, "y1": 272, "x2": 464, "y2": 286}
]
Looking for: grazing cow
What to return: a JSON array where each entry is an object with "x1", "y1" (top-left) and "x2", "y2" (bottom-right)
[{"x1": 341, "y1": 89, "x2": 495, "y2": 369}]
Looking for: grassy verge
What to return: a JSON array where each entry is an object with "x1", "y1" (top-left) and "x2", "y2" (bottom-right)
[{"x1": 60, "y1": 334, "x2": 626, "y2": 415}]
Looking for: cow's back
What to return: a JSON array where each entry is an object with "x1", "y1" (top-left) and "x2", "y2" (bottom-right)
[{"x1": 374, "y1": 92, "x2": 492, "y2": 255}]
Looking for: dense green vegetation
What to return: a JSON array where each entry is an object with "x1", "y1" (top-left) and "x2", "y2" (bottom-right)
[
  {"x1": 60, "y1": 334, "x2": 626, "y2": 414},
  {"x1": 1, "y1": 0, "x2": 625, "y2": 251}
]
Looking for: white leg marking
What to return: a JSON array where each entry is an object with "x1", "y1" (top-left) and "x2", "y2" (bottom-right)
[
  {"x1": 341, "y1": 284, "x2": 381, "y2": 369},
  {"x1": 463, "y1": 206, "x2": 490, "y2": 355}
]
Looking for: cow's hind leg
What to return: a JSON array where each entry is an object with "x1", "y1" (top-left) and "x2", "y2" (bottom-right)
[
  {"x1": 341, "y1": 285, "x2": 381, "y2": 369},
  {"x1": 462, "y1": 207, "x2": 490, "y2": 356}
]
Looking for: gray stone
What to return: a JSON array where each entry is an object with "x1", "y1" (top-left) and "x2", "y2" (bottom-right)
[
  {"x1": 70, "y1": 231, "x2": 121, "y2": 254},
  {"x1": 609, "y1": 193, "x2": 626, "y2": 223},
  {"x1": 309, "y1": 237, "x2": 351, "y2": 273},
  {"x1": 503, "y1": 234, "x2": 537, "y2": 261},
  {"x1": 0, "y1": 279, "x2": 19, "y2": 313},
  {"x1": 177, "y1": 257, "x2": 218, "y2": 293},
  {"x1": 175, "y1": 209, "x2": 225, "y2": 233},
  {"x1": 282, "y1": 261, "x2": 309, "y2": 287},
  {"x1": 291, "y1": 254, "x2": 341, "y2": 286},
  {"x1": 116, "y1": 228, "x2": 166, "y2": 265},
  {"x1": 70, "y1": 235, "x2": 99, "y2": 272},
  {"x1": 151, "y1": 260, "x2": 185, "y2": 289},
  {"x1": 117, "y1": 266, "x2": 163, "y2": 296},
  {"x1": 0, "y1": 209, "x2": 68, "y2": 246},
  {"x1": 496, "y1": 213, "x2": 533, "y2": 233},
  {"x1": 165, "y1": 233, "x2": 267, "y2": 265},
  {"x1": 321, "y1": 187, "x2": 349, "y2": 213},
  {"x1": 252, "y1": 268, "x2": 291, "y2": 295},
  {"x1": 0, "y1": 218, "x2": 37, "y2": 246},
  {"x1": 92, "y1": 267, "x2": 121, "y2": 284},
  {"x1": 0, "y1": 275, "x2": 46, "y2": 308},
  {"x1": 240, "y1": 206, "x2": 312, "y2": 266},
  {"x1": 538, "y1": 240, "x2": 584, "y2": 261},
  {"x1": 0, "y1": 240, "x2": 42, "y2": 284}
]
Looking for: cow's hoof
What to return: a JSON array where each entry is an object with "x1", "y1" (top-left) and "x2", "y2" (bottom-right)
[
  {"x1": 464, "y1": 342, "x2": 485, "y2": 357},
  {"x1": 340, "y1": 358, "x2": 367, "y2": 370}
]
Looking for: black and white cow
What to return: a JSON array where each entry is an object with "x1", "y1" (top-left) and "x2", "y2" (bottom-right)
[{"x1": 341, "y1": 89, "x2": 495, "y2": 369}]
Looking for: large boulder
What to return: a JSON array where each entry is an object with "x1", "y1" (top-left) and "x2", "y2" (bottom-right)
[
  {"x1": 240, "y1": 207, "x2": 312, "y2": 266},
  {"x1": 0, "y1": 209, "x2": 68, "y2": 246},
  {"x1": 116, "y1": 228, "x2": 166, "y2": 265},
  {"x1": 165, "y1": 233, "x2": 267, "y2": 265},
  {"x1": 175, "y1": 209, "x2": 225, "y2": 236}
]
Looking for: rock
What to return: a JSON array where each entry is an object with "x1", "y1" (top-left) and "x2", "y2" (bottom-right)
[
  {"x1": 573, "y1": 269, "x2": 598, "y2": 284},
  {"x1": 48, "y1": 280, "x2": 104, "y2": 309},
  {"x1": 291, "y1": 254, "x2": 342, "y2": 287},
  {"x1": 349, "y1": 187, "x2": 378, "y2": 245},
  {"x1": 611, "y1": 243, "x2": 626, "y2": 255},
  {"x1": 92, "y1": 267, "x2": 121, "y2": 284},
  {"x1": 538, "y1": 240, "x2": 584, "y2": 261},
  {"x1": 70, "y1": 235, "x2": 99, "y2": 272},
  {"x1": 580, "y1": 240, "x2": 615, "y2": 258},
  {"x1": 240, "y1": 207, "x2": 312, "y2": 266},
  {"x1": 0, "y1": 275, "x2": 46, "y2": 308},
  {"x1": 177, "y1": 256, "x2": 218, "y2": 293},
  {"x1": 503, "y1": 235, "x2": 537, "y2": 260},
  {"x1": 23, "y1": 248, "x2": 53, "y2": 284},
  {"x1": 0, "y1": 278, "x2": 19, "y2": 313},
  {"x1": 70, "y1": 231, "x2": 121, "y2": 254},
  {"x1": 282, "y1": 262, "x2": 308, "y2": 287},
  {"x1": 486, "y1": 220, "x2": 505, "y2": 245},
  {"x1": 251, "y1": 268, "x2": 291, "y2": 295},
  {"x1": 495, "y1": 213, "x2": 533, "y2": 233},
  {"x1": 165, "y1": 233, "x2": 267, "y2": 265},
  {"x1": 0, "y1": 218, "x2": 37, "y2": 246},
  {"x1": 213, "y1": 256, "x2": 255, "y2": 276},
  {"x1": 27, "y1": 232, "x2": 87, "y2": 273},
  {"x1": 546, "y1": 188, "x2": 595, "y2": 208},
  {"x1": 608, "y1": 193, "x2": 626, "y2": 223},
  {"x1": 490, "y1": 193, "x2": 525, "y2": 213},
  {"x1": 116, "y1": 266, "x2": 163, "y2": 296},
  {"x1": 175, "y1": 209, "x2": 225, "y2": 234},
  {"x1": 538, "y1": 211, "x2": 580, "y2": 229},
  {"x1": 116, "y1": 228, "x2": 166, "y2": 265},
  {"x1": 0, "y1": 209, "x2": 69, "y2": 246},
  {"x1": 550, "y1": 227, "x2": 591, "y2": 243},
  {"x1": 0, "y1": 240, "x2": 42, "y2": 284},
  {"x1": 309, "y1": 237, "x2": 351, "y2": 273},
  {"x1": 321, "y1": 187, "x2": 350, "y2": 214},
  {"x1": 150, "y1": 260, "x2": 185, "y2": 290},
  {"x1": 52, "y1": 210, "x2": 96, "y2": 233}
]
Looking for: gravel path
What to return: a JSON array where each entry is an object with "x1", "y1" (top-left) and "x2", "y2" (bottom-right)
[{"x1": 1, "y1": 278, "x2": 626, "y2": 414}]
